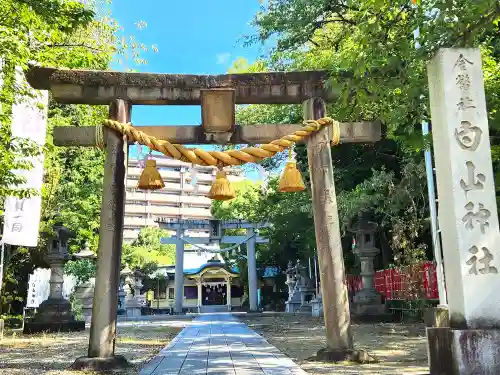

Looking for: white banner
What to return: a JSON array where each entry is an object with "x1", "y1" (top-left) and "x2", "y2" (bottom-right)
[{"x1": 2, "y1": 68, "x2": 48, "y2": 247}]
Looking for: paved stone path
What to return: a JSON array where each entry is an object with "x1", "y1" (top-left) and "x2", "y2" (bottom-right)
[{"x1": 139, "y1": 313, "x2": 308, "y2": 375}]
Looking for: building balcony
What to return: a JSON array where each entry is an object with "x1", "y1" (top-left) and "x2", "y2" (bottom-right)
[
  {"x1": 127, "y1": 167, "x2": 217, "y2": 184},
  {"x1": 125, "y1": 205, "x2": 178, "y2": 216},
  {"x1": 128, "y1": 157, "x2": 215, "y2": 171},
  {"x1": 126, "y1": 180, "x2": 212, "y2": 194},
  {"x1": 123, "y1": 217, "x2": 157, "y2": 227},
  {"x1": 126, "y1": 191, "x2": 212, "y2": 206},
  {"x1": 124, "y1": 205, "x2": 212, "y2": 219},
  {"x1": 128, "y1": 157, "x2": 243, "y2": 175}
]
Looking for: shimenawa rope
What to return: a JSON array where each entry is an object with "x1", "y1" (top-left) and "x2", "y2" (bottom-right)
[{"x1": 97, "y1": 117, "x2": 340, "y2": 167}]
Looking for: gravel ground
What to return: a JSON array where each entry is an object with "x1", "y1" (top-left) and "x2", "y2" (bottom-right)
[
  {"x1": 239, "y1": 315, "x2": 429, "y2": 375},
  {"x1": 0, "y1": 315, "x2": 429, "y2": 375},
  {"x1": 0, "y1": 320, "x2": 190, "y2": 375}
]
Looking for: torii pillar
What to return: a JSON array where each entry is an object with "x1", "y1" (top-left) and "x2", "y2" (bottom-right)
[
  {"x1": 246, "y1": 226, "x2": 258, "y2": 311},
  {"x1": 72, "y1": 99, "x2": 130, "y2": 370},
  {"x1": 305, "y1": 97, "x2": 353, "y2": 355},
  {"x1": 174, "y1": 227, "x2": 184, "y2": 314}
]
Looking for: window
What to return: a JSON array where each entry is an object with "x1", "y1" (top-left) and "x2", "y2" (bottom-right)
[
  {"x1": 231, "y1": 285, "x2": 243, "y2": 298},
  {"x1": 154, "y1": 287, "x2": 166, "y2": 299},
  {"x1": 184, "y1": 286, "x2": 197, "y2": 299},
  {"x1": 168, "y1": 288, "x2": 174, "y2": 299}
]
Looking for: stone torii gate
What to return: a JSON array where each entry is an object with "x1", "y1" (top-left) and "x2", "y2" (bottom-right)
[
  {"x1": 26, "y1": 66, "x2": 381, "y2": 369},
  {"x1": 157, "y1": 218, "x2": 269, "y2": 313}
]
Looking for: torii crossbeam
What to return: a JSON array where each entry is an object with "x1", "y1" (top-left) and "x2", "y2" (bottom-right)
[{"x1": 26, "y1": 66, "x2": 381, "y2": 370}]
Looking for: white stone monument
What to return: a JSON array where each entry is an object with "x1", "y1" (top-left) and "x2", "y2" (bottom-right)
[
  {"x1": 26, "y1": 268, "x2": 76, "y2": 308},
  {"x1": 426, "y1": 48, "x2": 500, "y2": 374}
]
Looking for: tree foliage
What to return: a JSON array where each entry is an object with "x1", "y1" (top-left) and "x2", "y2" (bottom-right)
[
  {"x1": 0, "y1": 0, "x2": 156, "y2": 314},
  {"x1": 251, "y1": 0, "x2": 500, "y2": 134},
  {"x1": 122, "y1": 227, "x2": 176, "y2": 271},
  {"x1": 217, "y1": 0, "x2": 500, "y2": 274},
  {"x1": 64, "y1": 258, "x2": 96, "y2": 286}
]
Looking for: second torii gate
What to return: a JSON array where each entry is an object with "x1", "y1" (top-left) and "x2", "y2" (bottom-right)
[
  {"x1": 26, "y1": 66, "x2": 381, "y2": 369},
  {"x1": 157, "y1": 218, "x2": 269, "y2": 313}
]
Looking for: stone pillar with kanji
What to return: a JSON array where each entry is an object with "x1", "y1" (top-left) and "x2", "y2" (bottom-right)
[{"x1": 426, "y1": 48, "x2": 500, "y2": 374}]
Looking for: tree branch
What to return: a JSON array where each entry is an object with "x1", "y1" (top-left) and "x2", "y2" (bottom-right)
[
  {"x1": 452, "y1": 5, "x2": 500, "y2": 47},
  {"x1": 334, "y1": 12, "x2": 356, "y2": 25},
  {"x1": 308, "y1": 38, "x2": 320, "y2": 47},
  {"x1": 45, "y1": 43, "x2": 105, "y2": 52}
]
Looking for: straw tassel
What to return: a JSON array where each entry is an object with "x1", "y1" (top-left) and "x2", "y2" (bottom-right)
[
  {"x1": 208, "y1": 169, "x2": 236, "y2": 201},
  {"x1": 279, "y1": 147, "x2": 305, "y2": 193},
  {"x1": 137, "y1": 159, "x2": 165, "y2": 190}
]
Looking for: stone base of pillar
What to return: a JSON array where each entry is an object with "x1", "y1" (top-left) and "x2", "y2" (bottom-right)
[
  {"x1": 82, "y1": 308, "x2": 93, "y2": 324},
  {"x1": 353, "y1": 288, "x2": 381, "y2": 305},
  {"x1": 23, "y1": 298, "x2": 85, "y2": 334},
  {"x1": 352, "y1": 303, "x2": 386, "y2": 316},
  {"x1": 352, "y1": 290, "x2": 386, "y2": 319},
  {"x1": 311, "y1": 297, "x2": 323, "y2": 317},
  {"x1": 313, "y1": 347, "x2": 377, "y2": 364},
  {"x1": 427, "y1": 327, "x2": 500, "y2": 374},
  {"x1": 126, "y1": 303, "x2": 142, "y2": 318},
  {"x1": 285, "y1": 301, "x2": 302, "y2": 313},
  {"x1": 70, "y1": 355, "x2": 130, "y2": 371}
]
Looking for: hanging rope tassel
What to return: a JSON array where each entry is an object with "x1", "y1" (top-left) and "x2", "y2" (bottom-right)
[
  {"x1": 208, "y1": 169, "x2": 236, "y2": 201},
  {"x1": 100, "y1": 117, "x2": 340, "y2": 198},
  {"x1": 137, "y1": 158, "x2": 165, "y2": 190},
  {"x1": 279, "y1": 146, "x2": 305, "y2": 193}
]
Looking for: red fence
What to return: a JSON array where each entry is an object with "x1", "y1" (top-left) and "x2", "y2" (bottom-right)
[{"x1": 347, "y1": 261, "x2": 440, "y2": 300}]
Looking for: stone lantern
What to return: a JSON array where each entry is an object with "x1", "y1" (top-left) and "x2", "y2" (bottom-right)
[
  {"x1": 23, "y1": 223, "x2": 85, "y2": 333},
  {"x1": 118, "y1": 266, "x2": 132, "y2": 315},
  {"x1": 72, "y1": 242, "x2": 97, "y2": 323},
  {"x1": 125, "y1": 268, "x2": 144, "y2": 317},
  {"x1": 349, "y1": 216, "x2": 385, "y2": 316},
  {"x1": 284, "y1": 260, "x2": 296, "y2": 297}
]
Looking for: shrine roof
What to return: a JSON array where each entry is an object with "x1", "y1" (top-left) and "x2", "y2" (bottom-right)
[{"x1": 184, "y1": 260, "x2": 239, "y2": 276}]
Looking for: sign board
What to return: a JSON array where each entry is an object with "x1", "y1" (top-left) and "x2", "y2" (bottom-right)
[
  {"x1": 2, "y1": 68, "x2": 48, "y2": 247},
  {"x1": 26, "y1": 268, "x2": 76, "y2": 308}
]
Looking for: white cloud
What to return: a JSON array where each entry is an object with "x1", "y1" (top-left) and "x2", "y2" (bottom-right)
[{"x1": 216, "y1": 52, "x2": 231, "y2": 65}]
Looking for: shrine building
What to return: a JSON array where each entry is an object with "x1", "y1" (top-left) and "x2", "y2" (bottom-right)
[{"x1": 149, "y1": 250, "x2": 279, "y2": 313}]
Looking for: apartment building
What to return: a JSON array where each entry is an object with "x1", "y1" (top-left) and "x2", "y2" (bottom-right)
[{"x1": 123, "y1": 154, "x2": 244, "y2": 242}]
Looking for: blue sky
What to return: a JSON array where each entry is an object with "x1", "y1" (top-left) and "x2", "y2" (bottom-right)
[{"x1": 109, "y1": 1, "x2": 271, "y2": 179}]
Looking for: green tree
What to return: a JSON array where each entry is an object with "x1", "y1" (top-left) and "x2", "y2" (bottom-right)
[
  {"x1": 121, "y1": 227, "x2": 176, "y2": 271},
  {"x1": 0, "y1": 0, "x2": 93, "y2": 204},
  {"x1": 0, "y1": 0, "x2": 156, "y2": 314},
  {"x1": 64, "y1": 258, "x2": 96, "y2": 286},
  {"x1": 220, "y1": 0, "x2": 500, "y2": 272}
]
